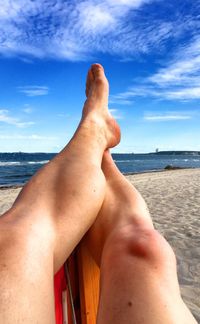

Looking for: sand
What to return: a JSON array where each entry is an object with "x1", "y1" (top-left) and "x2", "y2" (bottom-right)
[{"x1": 0, "y1": 168, "x2": 199, "y2": 322}]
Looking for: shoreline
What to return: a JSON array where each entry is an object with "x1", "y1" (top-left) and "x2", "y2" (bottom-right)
[
  {"x1": 0, "y1": 185, "x2": 23, "y2": 190},
  {"x1": 123, "y1": 166, "x2": 196, "y2": 176},
  {"x1": 1, "y1": 166, "x2": 199, "y2": 190}
]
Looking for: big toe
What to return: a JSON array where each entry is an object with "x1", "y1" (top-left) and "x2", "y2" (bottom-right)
[
  {"x1": 91, "y1": 63, "x2": 105, "y2": 79},
  {"x1": 87, "y1": 63, "x2": 109, "y2": 99},
  {"x1": 85, "y1": 68, "x2": 94, "y2": 97},
  {"x1": 86, "y1": 63, "x2": 108, "y2": 98}
]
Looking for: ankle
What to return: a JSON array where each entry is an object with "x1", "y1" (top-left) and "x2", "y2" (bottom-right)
[{"x1": 80, "y1": 114, "x2": 109, "y2": 147}]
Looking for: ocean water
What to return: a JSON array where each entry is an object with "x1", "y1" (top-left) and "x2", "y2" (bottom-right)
[{"x1": 0, "y1": 152, "x2": 200, "y2": 187}]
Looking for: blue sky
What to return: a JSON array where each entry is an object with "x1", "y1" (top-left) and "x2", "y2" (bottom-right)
[{"x1": 0, "y1": 0, "x2": 200, "y2": 153}]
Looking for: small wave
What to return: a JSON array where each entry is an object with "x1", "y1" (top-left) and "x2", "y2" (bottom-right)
[
  {"x1": 114, "y1": 160, "x2": 130, "y2": 163},
  {"x1": 0, "y1": 160, "x2": 49, "y2": 166},
  {"x1": 0, "y1": 162, "x2": 21, "y2": 166},
  {"x1": 114, "y1": 160, "x2": 138, "y2": 163},
  {"x1": 27, "y1": 160, "x2": 49, "y2": 164}
]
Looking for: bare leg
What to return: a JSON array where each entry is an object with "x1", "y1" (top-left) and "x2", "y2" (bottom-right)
[
  {"x1": 0, "y1": 64, "x2": 120, "y2": 324},
  {"x1": 86, "y1": 151, "x2": 197, "y2": 324}
]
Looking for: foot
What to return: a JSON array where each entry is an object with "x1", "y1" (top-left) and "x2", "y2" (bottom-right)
[
  {"x1": 82, "y1": 64, "x2": 121, "y2": 148},
  {"x1": 85, "y1": 151, "x2": 153, "y2": 265}
]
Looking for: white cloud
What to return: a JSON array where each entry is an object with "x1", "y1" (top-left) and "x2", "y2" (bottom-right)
[
  {"x1": 111, "y1": 36, "x2": 200, "y2": 101},
  {"x1": 23, "y1": 106, "x2": 33, "y2": 114},
  {"x1": 78, "y1": 2, "x2": 116, "y2": 33},
  {"x1": 0, "y1": 134, "x2": 58, "y2": 140},
  {"x1": 0, "y1": 0, "x2": 192, "y2": 61},
  {"x1": 109, "y1": 108, "x2": 123, "y2": 119},
  {"x1": 144, "y1": 113, "x2": 192, "y2": 122},
  {"x1": 109, "y1": 95, "x2": 133, "y2": 105},
  {"x1": 162, "y1": 87, "x2": 200, "y2": 100},
  {"x1": 149, "y1": 39, "x2": 200, "y2": 87},
  {"x1": 107, "y1": 0, "x2": 150, "y2": 6},
  {"x1": 0, "y1": 109, "x2": 34, "y2": 127},
  {"x1": 18, "y1": 86, "x2": 49, "y2": 96},
  {"x1": 113, "y1": 85, "x2": 200, "y2": 101},
  {"x1": 145, "y1": 37, "x2": 200, "y2": 100}
]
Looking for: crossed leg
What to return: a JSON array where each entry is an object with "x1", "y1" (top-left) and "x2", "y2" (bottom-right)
[
  {"x1": 0, "y1": 63, "x2": 197, "y2": 324},
  {"x1": 0, "y1": 64, "x2": 120, "y2": 323},
  {"x1": 86, "y1": 151, "x2": 197, "y2": 323}
]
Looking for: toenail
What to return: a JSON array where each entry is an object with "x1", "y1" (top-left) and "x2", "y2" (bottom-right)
[{"x1": 92, "y1": 63, "x2": 103, "y2": 71}]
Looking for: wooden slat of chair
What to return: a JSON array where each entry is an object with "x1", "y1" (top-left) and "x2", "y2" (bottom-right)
[
  {"x1": 67, "y1": 254, "x2": 81, "y2": 323},
  {"x1": 77, "y1": 241, "x2": 100, "y2": 324}
]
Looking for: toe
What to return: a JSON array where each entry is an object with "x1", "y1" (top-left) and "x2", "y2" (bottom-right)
[
  {"x1": 91, "y1": 63, "x2": 109, "y2": 98},
  {"x1": 85, "y1": 68, "x2": 94, "y2": 97},
  {"x1": 84, "y1": 63, "x2": 110, "y2": 109},
  {"x1": 91, "y1": 63, "x2": 105, "y2": 80}
]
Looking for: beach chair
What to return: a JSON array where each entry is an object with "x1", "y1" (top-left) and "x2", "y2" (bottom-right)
[{"x1": 54, "y1": 241, "x2": 100, "y2": 324}]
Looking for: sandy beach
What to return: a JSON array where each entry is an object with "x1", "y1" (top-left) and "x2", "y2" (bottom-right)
[{"x1": 0, "y1": 168, "x2": 199, "y2": 322}]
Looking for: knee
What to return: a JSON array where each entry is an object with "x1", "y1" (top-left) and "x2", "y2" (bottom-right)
[
  {"x1": 102, "y1": 223, "x2": 176, "y2": 272},
  {"x1": 0, "y1": 210, "x2": 55, "y2": 257}
]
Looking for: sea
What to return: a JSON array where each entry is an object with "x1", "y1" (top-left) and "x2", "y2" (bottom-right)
[{"x1": 0, "y1": 152, "x2": 200, "y2": 187}]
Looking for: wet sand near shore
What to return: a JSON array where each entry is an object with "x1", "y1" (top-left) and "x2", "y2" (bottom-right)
[{"x1": 0, "y1": 168, "x2": 199, "y2": 322}]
